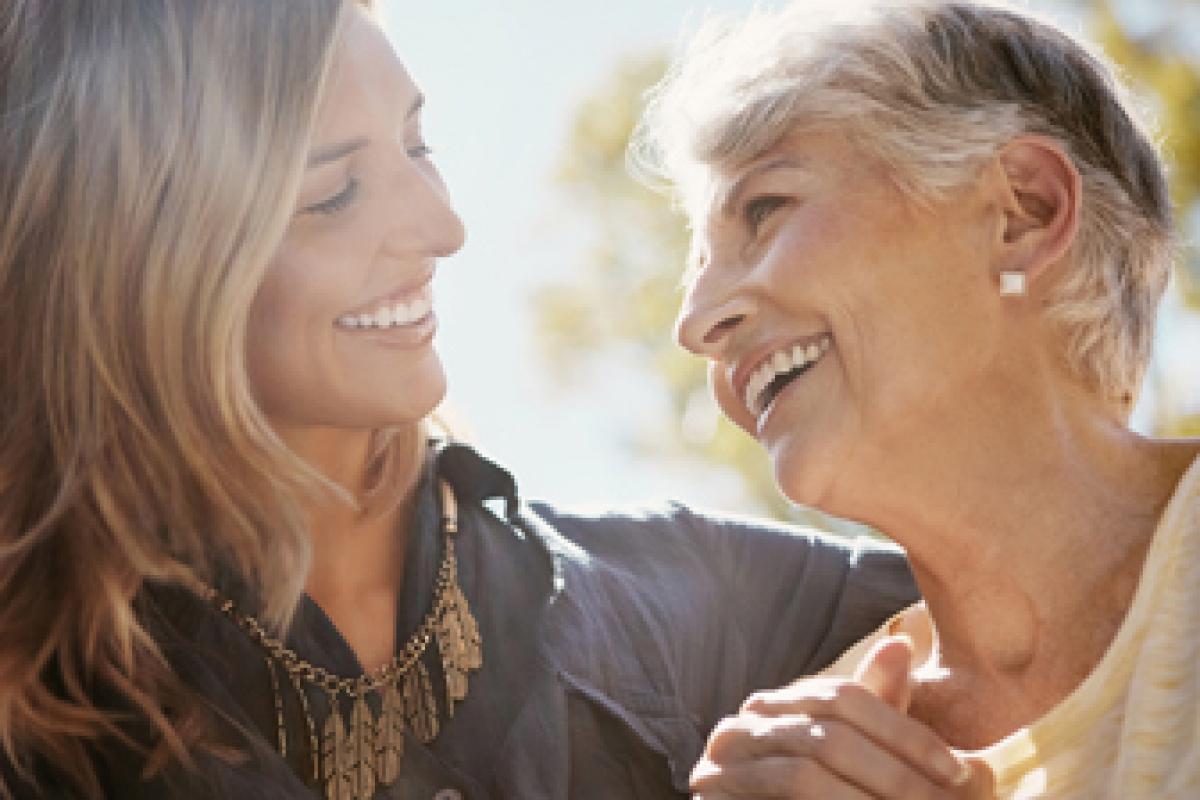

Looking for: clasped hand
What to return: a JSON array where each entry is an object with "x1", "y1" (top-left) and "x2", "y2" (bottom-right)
[{"x1": 691, "y1": 637, "x2": 995, "y2": 799}]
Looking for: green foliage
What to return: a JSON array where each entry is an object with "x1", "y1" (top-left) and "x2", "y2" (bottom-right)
[
  {"x1": 534, "y1": 54, "x2": 805, "y2": 520},
  {"x1": 1093, "y1": 0, "x2": 1200, "y2": 307},
  {"x1": 1164, "y1": 414, "x2": 1200, "y2": 437},
  {"x1": 533, "y1": 3, "x2": 1200, "y2": 520}
]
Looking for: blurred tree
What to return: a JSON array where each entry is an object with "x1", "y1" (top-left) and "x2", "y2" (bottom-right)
[
  {"x1": 533, "y1": 54, "x2": 805, "y2": 521},
  {"x1": 533, "y1": 1, "x2": 1200, "y2": 520},
  {"x1": 1090, "y1": 0, "x2": 1200, "y2": 435}
]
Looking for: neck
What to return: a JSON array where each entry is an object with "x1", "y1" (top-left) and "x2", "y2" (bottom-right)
[
  {"x1": 275, "y1": 424, "x2": 422, "y2": 602},
  {"x1": 833, "y1": 378, "x2": 1197, "y2": 734}
]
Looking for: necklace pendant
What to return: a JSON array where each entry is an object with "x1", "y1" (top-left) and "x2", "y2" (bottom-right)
[
  {"x1": 376, "y1": 682, "x2": 405, "y2": 784},
  {"x1": 438, "y1": 581, "x2": 482, "y2": 714},
  {"x1": 402, "y1": 661, "x2": 439, "y2": 743},
  {"x1": 347, "y1": 693, "x2": 377, "y2": 798},
  {"x1": 321, "y1": 694, "x2": 379, "y2": 800},
  {"x1": 321, "y1": 701, "x2": 354, "y2": 800}
]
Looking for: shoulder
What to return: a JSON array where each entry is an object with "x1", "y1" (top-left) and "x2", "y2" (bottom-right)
[{"x1": 524, "y1": 497, "x2": 911, "y2": 595}]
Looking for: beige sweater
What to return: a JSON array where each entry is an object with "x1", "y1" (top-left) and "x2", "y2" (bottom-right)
[
  {"x1": 976, "y1": 453, "x2": 1200, "y2": 798},
  {"x1": 827, "y1": 454, "x2": 1200, "y2": 798}
]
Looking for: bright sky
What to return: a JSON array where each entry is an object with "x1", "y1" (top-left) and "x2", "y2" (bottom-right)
[{"x1": 380, "y1": 1, "x2": 1200, "y2": 512}]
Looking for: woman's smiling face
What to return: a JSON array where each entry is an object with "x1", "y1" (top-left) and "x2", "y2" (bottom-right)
[
  {"x1": 675, "y1": 131, "x2": 1008, "y2": 511},
  {"x1": 246, "y1": 6, "x2": 464, "y2": 436}
]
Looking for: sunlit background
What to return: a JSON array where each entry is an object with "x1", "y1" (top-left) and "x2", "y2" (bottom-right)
[{"x1": 382, "y1": 0, "x2": 1200, "y2": 521}]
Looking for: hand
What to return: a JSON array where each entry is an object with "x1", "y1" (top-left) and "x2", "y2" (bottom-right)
[{"x1": 690, "y1": 636, "x2": 995, "y2": 798}]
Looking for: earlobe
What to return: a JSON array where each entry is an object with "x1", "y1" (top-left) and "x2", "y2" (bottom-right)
[{"x1": 992, "y1": 136, "x2": 1082, "y2": 293}]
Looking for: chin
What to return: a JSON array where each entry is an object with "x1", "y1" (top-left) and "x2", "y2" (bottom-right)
[
  {"x1": 385, "y1": 364, "x2": 447, "y2": 425},
  {"x1": 340, "y1": 357, "x2": 447, "y2": 429},
  {"x1": 766, "y1": 427, "x2": 841, "y2": 515}
]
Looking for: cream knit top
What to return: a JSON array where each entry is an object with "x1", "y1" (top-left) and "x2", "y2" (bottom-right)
[
  {"x1": 975, "y1": 453, "x2": 1200, "y2": 798},
  {"x1": 825, "y1": 454, "x2": 1200, "y2": 798}
]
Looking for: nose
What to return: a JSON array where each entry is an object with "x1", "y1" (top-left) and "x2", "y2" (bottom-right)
[
  {"x1": 674, "y1": 264, "x2": 754, "y2": 359},
  {"x1": 385, "y1": 155, "x2": 466, "y2": 259}
]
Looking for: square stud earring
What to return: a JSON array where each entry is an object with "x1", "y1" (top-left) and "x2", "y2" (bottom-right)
[{"x1": 999, "y1": 271, "x2": 1027, "y2": 297}]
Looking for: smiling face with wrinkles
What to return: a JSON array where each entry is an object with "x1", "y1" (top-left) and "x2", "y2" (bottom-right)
[
  {"x1": 246, "y1": 6, "x2": 465, "y2": 436},
  {"x1": 674, "y1": 131, "x2": 1011, "y2": 515}
]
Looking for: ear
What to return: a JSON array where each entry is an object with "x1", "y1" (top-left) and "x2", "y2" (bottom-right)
[{"x1": 989, "y1": 135, "x2": 1082, "y2": 291}]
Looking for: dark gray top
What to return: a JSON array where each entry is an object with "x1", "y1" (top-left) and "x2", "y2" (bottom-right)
[{"x1": 8, "y1": 440, "x2": 918, "y2": 799}]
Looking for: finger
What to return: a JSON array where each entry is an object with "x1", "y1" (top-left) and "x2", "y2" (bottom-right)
[
  {"x1": 705, "y1": 716, "x2": 960, "y2": 800},
  {"x1": 800, "y1": 718, "x2": 961, "y2": 799},
  {"x1": 854, "y1": 635, "x2": 914, "y2": 711},
  {"x1": 705, "y1": 713, "x2": 822, "y2": 761},
  {"x1": 736, "y1": 684, "x2": 966, "y2": 787},
  {"x1": 692, "y1": 755, "x2": 872, "y2": 800}
]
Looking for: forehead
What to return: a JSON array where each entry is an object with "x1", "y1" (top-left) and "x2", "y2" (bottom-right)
[{"x1": 313, "y1": 7, "x2": 418, "y2": 136}]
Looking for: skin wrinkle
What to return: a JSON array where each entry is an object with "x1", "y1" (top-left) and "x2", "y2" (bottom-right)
[{"x1": 676, "y1": 123, "x2": 1199, "y2": 753}]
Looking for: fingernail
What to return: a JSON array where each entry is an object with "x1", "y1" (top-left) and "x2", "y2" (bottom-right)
[
  {"x1": 934, "y1": 751, "x2": 971, "y2": 785},
  {"x1": 689, "y1": 759, "x2": 720, "y2": 786}
]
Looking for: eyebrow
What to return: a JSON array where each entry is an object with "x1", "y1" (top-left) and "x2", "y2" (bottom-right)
[
  {"x1": 719, "y1": 156, "x2": 809, "y2": 217},
  {"x1": 306, "y1": 137, "x2": 368, "y2": 168},
  {"x1": 304, "y1": 94, "x2": 426, "y2": 169}
]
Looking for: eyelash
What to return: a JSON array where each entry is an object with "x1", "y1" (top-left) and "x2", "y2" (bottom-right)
[
  {"x1": 743, "y1": 195, "x2": 788, "y2": 233},
  {"x1": 304, "y1": 178, "x2": 360, "y2": 215},
  {"x1": 301, "y1": 144, "x2": 434, "y2": 216}
]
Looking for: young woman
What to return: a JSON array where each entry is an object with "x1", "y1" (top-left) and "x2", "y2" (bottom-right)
[{"x1": 0, "y1": 2, "x2": 917, "y2": 798}]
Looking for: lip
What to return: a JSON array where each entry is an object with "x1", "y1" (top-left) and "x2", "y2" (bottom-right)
[
  {"x1": 730, "y1": 332, "x2": 833, "y2": 413},
  {"x1": 340, "y1": 267, "x2": 435, "y2": 318}
]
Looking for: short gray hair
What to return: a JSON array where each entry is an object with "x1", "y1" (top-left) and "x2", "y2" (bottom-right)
[{"x1": 633, "y1": 0, "x2": 1174, "y2": 407}]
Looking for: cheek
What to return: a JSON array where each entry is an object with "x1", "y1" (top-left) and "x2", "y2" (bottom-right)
[
  {"x1": 245, "y1": 254, "x2": 342, "y2": 403},
  {"x1": 757, "y1": 203, "x2": 851, "y2": 299},
  {"x1": 248, "y1": 257, "x2": 328, "y2": 344}
]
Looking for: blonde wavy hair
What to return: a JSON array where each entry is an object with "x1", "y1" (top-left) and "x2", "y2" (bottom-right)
[
  {"x1": 634, "y1": 0, "x2": 1174, "y2": 410},
  {"x1": 0, "y1": 0, "x2": 415, "y2": 796}
]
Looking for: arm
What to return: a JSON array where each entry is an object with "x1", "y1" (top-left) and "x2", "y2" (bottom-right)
[
  {"x1": 676, "y1": 506, "x2": 919, "y2": 682},
  {"x1": 529, "y1": 501, "x2": 919, "y2": 729}
]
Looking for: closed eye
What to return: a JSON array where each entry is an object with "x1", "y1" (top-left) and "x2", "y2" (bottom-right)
[
  {"x1": 743, "y1": 195, "x2": 788, "y2": 233},
  {"x1": 303, "y1": 178, "x2": 360, "y2": 215}
]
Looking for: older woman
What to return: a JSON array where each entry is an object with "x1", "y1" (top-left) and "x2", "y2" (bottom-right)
[
  {"x1": 0, "y1": 1, "x2": 920, "y2": 798},
  {"x1": 636, "y1": 0, "x2": 1198, "y2": 797}
]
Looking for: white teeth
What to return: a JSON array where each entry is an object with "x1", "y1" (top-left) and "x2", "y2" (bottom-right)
[
  {"x1": 743, "y1": 335, "x2": 833, "y2": 417},
  {"x1": 337, "y1": 291, "x2": 433, "y2": 330}
]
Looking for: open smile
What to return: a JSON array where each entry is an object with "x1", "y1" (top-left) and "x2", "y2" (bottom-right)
[
  {"x1": 736, "y1": 334, "x2": 833, "y2": 422},
  {"x1": 335, "y1": 277, "x2": 433, "y2": 331}
]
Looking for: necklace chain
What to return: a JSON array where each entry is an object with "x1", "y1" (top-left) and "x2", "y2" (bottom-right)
[
  {"x1": 208, "y1": 542, "x2": 453, "y2": 698},
  {"x1": 200, "y1": 480, "x2": 482, "y2": 800}
]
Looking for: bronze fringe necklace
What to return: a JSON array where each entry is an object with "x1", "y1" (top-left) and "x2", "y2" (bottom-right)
[{"x1": 202, "y1": 481, "x2": 482, "y2": 800}]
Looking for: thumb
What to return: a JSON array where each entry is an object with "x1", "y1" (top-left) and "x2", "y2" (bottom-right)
[
  {"x1": 853, "y1": 634, "x2": 915, "y2": 712},
  {"x1": 958, "y1": 756, "x2": 996, "y2": 799}
]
